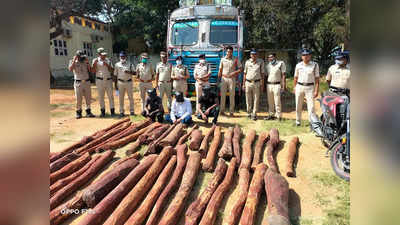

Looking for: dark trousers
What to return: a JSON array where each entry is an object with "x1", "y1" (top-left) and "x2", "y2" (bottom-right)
[{"x1": 198, "y1": 107, "x2": 220, "y2": 124}]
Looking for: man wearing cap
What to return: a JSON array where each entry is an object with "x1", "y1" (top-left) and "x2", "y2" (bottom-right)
[
  {"x1": 265, "y1": 53, "x2": 286, "y2": 120},
  {"x1": 165, "y1": 91, "x2": 193, "y2": 125},
  {"x1": 114, "y1": 51, "x2": 135, "y2": 117},
  {"x1": 68, "y1": 50, "x2": 95, "y2": 119},
  {"x1": 326, "y1": 52, "x2": 350, "y2": 91},
  {"x1": 156, "y1": 51, "x2": 173, "y2": 110},
  {"x1": 243, "y1": 49, "x2": 265, "y2": 120},
  {"x1": 218, "y1": 46, "x2": 242, "y2": 116},
  {"x1": 136, "y1": 52, "x2": 155, "y2": 113},
  {"x1": 92, "y1": 47, "x2": 115, "y2": 117},
  {"x1": 293, "y1": 49, "x2": 320, "y2": 126},
  {"x1": 171, "y1": 56, "x2": 189, "y2": 95},
  {"x1": 194, "y1": 54, "x2": 211, "y2": 114},
  {"x1": 197, "y1": 84, "x2": 220, "y2": 125}
]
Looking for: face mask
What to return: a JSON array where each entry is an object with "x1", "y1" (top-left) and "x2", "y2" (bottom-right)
[
  {"x1": 336, "y1": 59, "x2": 344, "y2": 66},
  {"x1": 120, "y1": 58, "x2": 126, "y2": 63},
  {"x1": 176, "y1": 60, "x2": 182, "y2": 66},
  {"x1": 271, "y1": 59, "x2": 276, "y2": 65},
  {"x1": 199, "y1": 59, "x2": 206, "y2": 65},
  {"x1": 142, "y1": 58, "x2": 148, "y2": 64}
]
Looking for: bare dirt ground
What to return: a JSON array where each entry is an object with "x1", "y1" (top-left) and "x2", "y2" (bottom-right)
[{"x1": 50, "y1": 84, "x2": 348, "y2": 225}]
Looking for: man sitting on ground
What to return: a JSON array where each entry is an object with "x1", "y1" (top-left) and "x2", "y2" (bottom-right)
[
  {"x1": 142, "y1": 88, "x2": 164, "y2": 123},
  {"x1": 165, "y1": 91, "x2": 193, "y2": 125},
  {"x1": 197, "y1": 85, "x2": 220, "y2": 124}
]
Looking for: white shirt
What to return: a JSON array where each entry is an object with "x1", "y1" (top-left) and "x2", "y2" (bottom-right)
[
  {"x1": 294, "y1": 61, "x2": 319, "y2": 83},
  {"x1": 92, "y1": 57, "x2": 113, "y2": 79},
  {"x1": 170, "y1": 98, "x2": 192, "y2": 121}
]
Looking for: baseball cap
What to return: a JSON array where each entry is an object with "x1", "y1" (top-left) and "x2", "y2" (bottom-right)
[
  {"x1": 119, "y1": 51, "x2": 126, "y2": 57},
  {"x1": 301, "y1": 49, "x2": 312, "y2": 55},
  {"x1": 250, "y1": 49, "x2": 257, "y2": 54},
  {"x1": 160, "y1": 51, "x2": 167, "y2": 57}
]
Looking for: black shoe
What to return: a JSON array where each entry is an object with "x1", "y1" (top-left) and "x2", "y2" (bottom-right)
[
  {"x1": 76, "y1": 110, "x2": 82, "y2": 119},
  {"x1": 100, "y1": 108, "x2": 106, "y2": 117},
  {"x1": 119, "y1": 113, "x2": 125, "y2": 118},
  {"x1": 248, "y1": 113, "x2": 252, "y2": 118},
  {"x1": 130, "y1": 112, "x2": 135, "y2": 116},
  {"x1": 251, "y1": 115, "x2": 257, "y2": 121},
  {"x1": 110, "y1": 108, "x2": 116, "y2": 117},
  {"x1": 264, "y1": 115, "x2": 274, "y2": 120},
  {"x1": 295, "y1": 122, "x2": 301, "y2": 126},
  {"x1": 85, "y1": 109, "x2": 95, "y2": 118}
]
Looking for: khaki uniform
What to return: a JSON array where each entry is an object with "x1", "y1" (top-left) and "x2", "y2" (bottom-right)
[
  {"x1": 136, "y1": 62, "x2": 154, "y2": 111},
  {"x1": 244, "y1": 58, "x2": 264, "y2": 115},
  {"x1": 92, "y1": 57, "x2": 115, "y2": 110},
  {"x1": 326, "y1": 64, "x2": 350, "y2": 89},
  {"x1": 266, "y1": 60, "x2": 286, "y2": 118},
  {"x1": 294, "y1": 61, "x2": 320, "y2": 123},
  {"x1": 156, "y1": 62, "x2": 173, "y2": 109},
  {"x1": 69, "y1": 60, "x2": 92, "y2": 111},
  {"x1": 114, "y1": 61, "x2": 135, "y2": 114},
  {"x1": 219, "y1": 56, "x2": 242, "y2": 113},
  {"x1": 171, "y1": 65, "x2": 188, "y2": 94},
  {"x1": 194, "y1": 63, "x2": 210, "y2": 113}
]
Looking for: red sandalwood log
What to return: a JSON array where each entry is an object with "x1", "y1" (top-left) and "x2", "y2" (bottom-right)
[
  {"x1": 49, "y1": 193, "x2": 85, "y2": 225},
  {"x1": 178, "y1": 124, "x2": 199, "y2": 146},
  {"x1": 233, "y1": 125, "x2": 242, "y2": 165},
  {"x1": 50, "y1": 135, "x2": 94, "y2": 163},
  {"x1": 199, "y1": 125, "x2": 215, "y2": 158},
  {"x1": 145, "y1": 123, "x2": 177, "y2": 155},
  {"x1": 159, "y1": 123, "x2": 185, "y2": 147},
  {"x1": 112, "y1": 152, "x2": 141, "y2": 167},
  {"x1": 189, "y1": 128, "x2": 204, "y2": 151},
  {"x1": 202, "y1": 126, "x2": 221, "y2": 172},
  {"x1": 266, "y1": 128, "x2": 280, "y2": 173},
  {"x1": 145, "y1": 124, "x2": 170, "y2": 144},
  {"x1": 286, "y1": 136, "x2": 300, "y2": 177},
  {"x1": 239, "y1": 129, "x2": 256, "y2": 170},
  {"x1": 218, "y1": 127, "x2": 234, "y2": 160},
  {"x1": 50, "y1": 152, "x2": 79, "y2": 173},
  {"x1": 251, "y1": 132, "x2": 269, "y2": 171},
  {"x1": 50, "y1": 152, "x2": 91, "y2": 185}
]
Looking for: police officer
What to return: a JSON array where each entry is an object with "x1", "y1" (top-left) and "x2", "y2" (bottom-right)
[
  {"x1": 114, "y1": 51, "x2": 135, "y2": 117},
  {"x1": 243, "y1": 49, "x2": 265, "y2": 121},
  {"x1": 194, "y1": 54, "x2": 211, "y2": 114},
  {"x1": 218, "y1": 46, "x2": 242, "y2": 116},
  {"x1": 293, "y1": 49, "x2": 320, "y2": 126},
  {"x1": 265, "y1": 53, "x2": 286, "y2": 120},
  {"x1": 197, "y1": 85, "x2": 220, "y2": 125},
  {"x1": 171, "y1": 56, "x2": 189, "y2": 95},
  {"x1": 156, "y1": 51, "x2": 173, "y2": 110},
  {"x1": 326, "y1": 52, "x2": 350, "y2": 91},
  {"x1": 165, "y1": 91, "x2": 193, "y2": 125},
  {"x1": 136, "y1": 52, "x2": 155, "y2": 113},
  {"x1": 92, "y1": 47, "x2": 115, "y2": 117},
  {"x1": 68, "y1": 50, "x2": 95, "y2": 119},
  {"x1": 143, "y1": 88, "x2": 164, "y2": 123}
]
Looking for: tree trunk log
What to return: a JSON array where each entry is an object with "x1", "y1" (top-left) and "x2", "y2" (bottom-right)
[
  {"x1": 199, "y1": 125, "x2": 215, "y2": 158},
  {"x1": 157, "y1": 151, "x2": 202, "y2": 225},
  {"x1": 112, "y1": 152, "x2": 141, "y2": 167},
  {"x1": 82, "y1": 158, "x2": 139, "y2": 208},
  {"x1": 49, "y1": 193, "x2": 85, "y2": 225},
  {"x1": 251, "y1": 132, "x2": 269, "y2": 171},
  {"x1": 178, "y1": 124, "x2": 199, "y2": 146},
  {"x1": 103, "y1": 147, "x2": 174, "y2": 225},
  {"x1": 232, "y1": 125, "x2": 242, "y2": 165},
  {"x1": 198, "y1": 157, "x2": 237, "y2": 225},
  {"x1": 225, "y1": 167, "x2": 250, "y2": 225},
  {"x1": 145, "y1": 123, "x2": 177, "y2": 155},
  {"x1": 50, "y1": 152, "x2": 80, "y2": 173},
  {"x1": 50, "y1": 151, "x2": 115, "y2": 210},
  {"x1": 146, "y1": 124, "x2": 171, "y2": 144},
  {"x1": 218, "y1": 127, "x2": 234, "y2": 160},
  {"x1": 125, "y1": 155, "x2": 177, "y2": 225},
  {"x1": 185, "y1": 158, "x2": 228, "y2": 225},
  {"x1": 50, "y1": 152, "x2": 91, "y2": 185},
  {"x1": 76, "y1": 155, "x2": 157, "y2": 225},
  {"x1": 189, "y1": 128, "x2": 204, "y2": 151},
  {"x1": 145, "y1": 144, "x2": 188, "y2": 225},
  {"x1": 238, "y1": 163, "x2": 267, "y2": 225},
  {"x1": 263, "y1": 168, "x2": 290, "y2": 225},
  {"x1": 266, "y1": 128, "x2": 280, "y2": 173},
  {"x1": 49, "y1": 135, "x2": 94, "y2": 163},
  {"x1": 286, "y1": 136, "x2": 299, "y2": 177},
  {"x1": 159, "y1": 123, "x2": 185, "y2": 148},
  {"x1": 202, "y1": 126, "x2": 221, "y2": 172},
  {"x1": 239, "y1": 129, "x2": 256, "y2": 170}
]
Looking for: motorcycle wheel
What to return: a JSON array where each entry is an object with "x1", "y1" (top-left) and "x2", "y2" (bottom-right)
[{"x1": 330, "y1": 139, "x2": 350, "y2": 181}]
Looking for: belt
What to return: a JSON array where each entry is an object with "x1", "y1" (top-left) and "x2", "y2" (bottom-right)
[
  {"x1": 246, "y1": 79, "x2": 261, "y2": 83},
  {"x1": 96, "y1": 77, "x2": 112, "y2": 81},
  {"x1": 140, "y1": 79, "x2": 152, "y2": 83},
  {"x1": 159, "y1": 80, "x2": 171, "y2": 83},
  {"x1": 75, "y1": 79, "x2": 90, "y2": 82},
  {"x1": 118, "y1": 79, "x2": 132, "y2": 82},
  {"x1": 267, "y1": 81, "x2": 280, "y2": 84},
  {"x1": 298, "y1": 82, "x2": 314, "y2": 86}
]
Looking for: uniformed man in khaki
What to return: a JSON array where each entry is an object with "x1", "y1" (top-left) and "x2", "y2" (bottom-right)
[
  {"x1": 171, "y1": 56, "x2": 189, "y2": 95},
  {"x1": 92, "y1": 47, "x2": 115, "y2": 117},
  {"x1": 265, "y1": 53, "x2": 286, "y2": 120},
  {"x1": 218, "y1": 46, "x2": 242, "y2": 116},
  {"x1": 156, "y1": 51, "x2": 173, "y2": 110},
  {"x1": 293, "y1": 49, "x2": 320, "y2": 126},
  {"x1": 68, "y1": 50, "x2": 95, "y2": 119},
  {"x1": 136, "y1": 52, "x2": 155, "y2": 113},
  {"x1": 243, "y1": 49, "x2": 265, "y2": 120},
  {"x1": 326, "y1": 52, "x2": 350, "y2": 90},
  {"x1": 194, "y1": 54, "x2": 211, "y2": 114},
  {"x1": 114, "y1": 51, "x2": 135, "y2": 117}
]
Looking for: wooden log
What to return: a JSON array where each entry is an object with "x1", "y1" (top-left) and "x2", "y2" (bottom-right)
[
  {"x1": 125, "y1": 123, "x2": 166, "y2": 155},
  {"x1": 103, "y1": 147, "x2": 174, "y2": 225},
  {"x1": 112, "y1": 152, "x2": 141, "y2": 167},
  {"x1": 145, "y1": 124, "x2": 170, "y2": 144},
  {"x1": 202, "y1": 126, "x2": 221, "y2": 172},
  {"x1": 76, "y1": 155, "x2": 158, "y2": 225},
  {"x1": 286, "y1": 136, "x2": 299, "y2": 177},
  {"x1": 50, "y1": 156, "x2": 99, "y2": 197},
  {"x1": 178, "y1": 124, "x2": 199, "y2": 146},
  {"x1": 238, "y1": 163, "x2": 268, "y2": 225},
  {"x1": 251, "y1": 132, "x2": 269, "y2": 171},
  {"x1": 185, "y1": 158, "x2": 228, "y2": 225},
  {"x1": 232, "y1": 125, "x2": 242, "y2": 165},
  {"x1": 198, "y1": 157, "x2": 237, "y2": 225},
  {"x1": 125, "y1": 156, "x2": 177, "y2": 225},
  {"x1": 239, "y1": 129, "x2": 256, "y2": 170},
  {"x1": 145, "y1": 123, "x2": 177, "y2": 155},
  {"x1": 263, "y1": 168, "x2": 290, "y2": 225},
  {"x1": 266, "y1": 128, "x2": 280, "y2": 173},
  {"x1": 145, "y1": 144, "x2": 188, "y2": 225},
  {"x1": 218, "y1": 127, "x2": 234, "y2": 160},
  {"x1": 189, "y1": 128, "x2": 204, "y2": 151},
  {"x1": 225, "y1": 167, "x2": 250, "y2": 225},
  {"x1": 50, "y1": 151, "x2": 115, "y2": 210},
  {"x1": 50, "y1": 135, "x2": 94, "y2": 163},
  {"x1": 157, "y1": 151, "x2": 202, "y2": 225},
  {"x1": 199, "y1": 125, "x2": 215, "y2": 158},
  {"x1": 82, "y1": 158, "x2": 139, "y2": 208},
  {"x1": 50, "y1": 193, "x2": 85, "y2": 225},
  {"x1": 50, "y1": 152, "x2": 91, "y2": 185},
  {"x1": 159, "y1": 123, "x2": 185, "y2": 147},
  {"x1": 50, "y1": 152, "x2": 80, "y2": 173}
]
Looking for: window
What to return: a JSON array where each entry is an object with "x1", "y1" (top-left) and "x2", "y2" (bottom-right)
[
  {"x1": 210, "y1": 20, "x2": 238, "y2": 44},
  {"x1": 83, "y1": 42, "x2": 94, "y2": 57},
  {"x1": 53, "y1": 39, "x2": 68, "y2": 56},
  {"x1": 171, "y1": 21, "x2": 199, "y2": 46}
]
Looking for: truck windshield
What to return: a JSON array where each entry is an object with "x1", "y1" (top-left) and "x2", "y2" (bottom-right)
[
  {"x1": 210, "y1": 20, "x2": 238, "y2": 44},
  {"x1": 171, "y1": 21, "x2": 199, "y2": 46}
]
